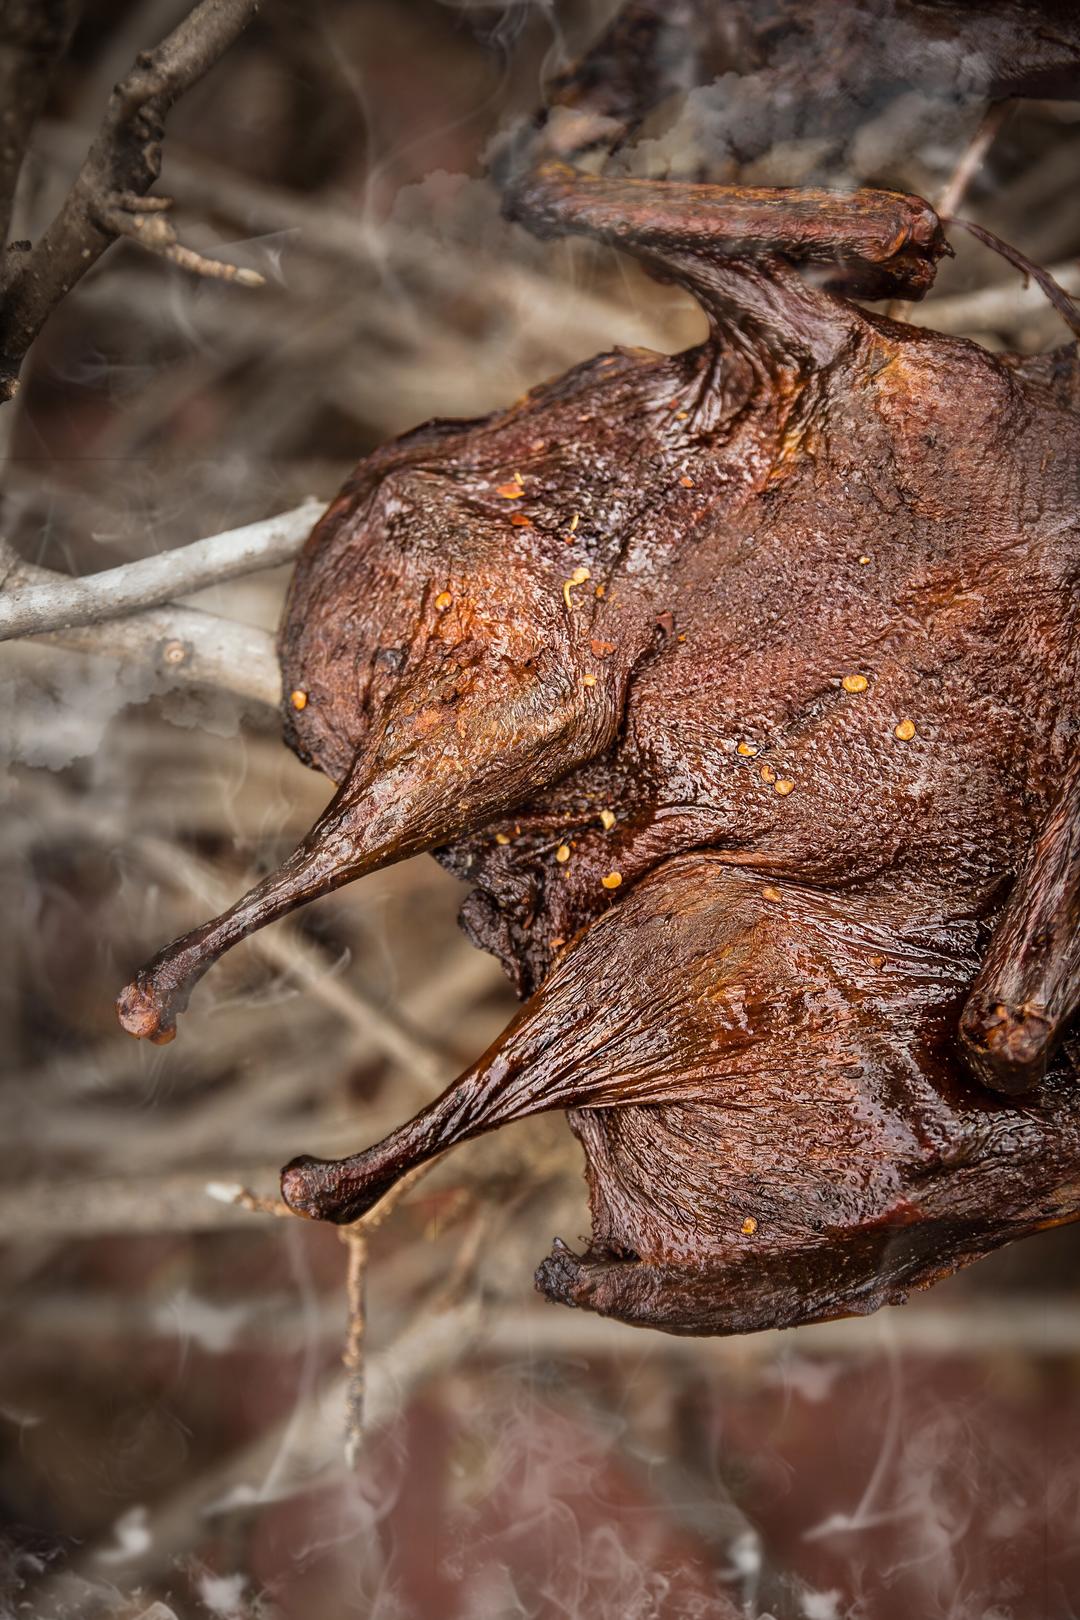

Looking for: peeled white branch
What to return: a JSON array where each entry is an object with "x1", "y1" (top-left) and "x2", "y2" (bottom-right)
[
  {"x1": 0, "y1": 540, "x2": 282, "y2": 706},
  {"x1": 0, "y1": 497, "x2": 326, "y2": 641}
]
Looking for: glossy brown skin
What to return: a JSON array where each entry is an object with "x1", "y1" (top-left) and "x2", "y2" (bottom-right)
[
  {"x1": 117, "y1": 163, "x2": 1080, "y2": 1333},
  {"x1": 282, "y1": 857, "x2": 1080, "y2": 1335}
]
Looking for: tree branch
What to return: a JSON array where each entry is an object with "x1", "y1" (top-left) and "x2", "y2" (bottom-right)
[
  {"x1": 0, "y1": 539, "x2": 283, "y2": 706},
  {"x1": 907, "y1": 259, "x2": 1080, "y2": 338},
  {"x1": 100, "y1": 186, "x2": 266, "y2": 285},
  {"x1": 0, "y1": 1153, "x2": 447, "y2": 1239},
  {"x1": 0, "y1": 0, "x2": 81, "y2": 248},
  {"x1": 0, "y1": 1164, "x2": 289, "y2": 1236},
  {"x1": 944, "y1": 215, "x2": 1080, "y2": 341},
  {"x1": 0, "y1": 0, "x2": 261, "y2": 400},
  {"x1": 0, "y1": 496, "x2": 325, "y2": 639}
]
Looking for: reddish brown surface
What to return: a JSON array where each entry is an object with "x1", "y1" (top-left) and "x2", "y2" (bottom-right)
[
  {"x1": 11, "y1": 8, "x2": 1080, "y2": 1617},
  {"x1": 116, "y1": 157, "x2": 1079, "y2": 1336}
]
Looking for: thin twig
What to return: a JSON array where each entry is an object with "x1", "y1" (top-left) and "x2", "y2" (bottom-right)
[
  {"x1": 934, "y1": 100, "x2": 1014, "y2": 222},
  {"x1": 0, "y1": 497, "x2": 325, "y2": 640},
  {"x1": 16, "y1": 1287, "x2": 1080, "y2": 1360},
  {"x1": 363, "y1": 1156, "x2": 444, "y2": 1231},
  {"x1": 103, "y1": 190, "x2": 266, "y2": 285},
  {"x1": 206, "y1": 1181, "x2": 296, "y2": 1218},
  {"x1": 338, "y1": 1154, "x2": 447, "y2": 1464},
  {"x1": 0, "y1": 1165, "x2": 293, "y2": 1236},
  {"x1": 339, "y1": 1225, "x2": 368, "y2": 1468},
  {"x1": 0, "y1": 1154, "x2": 449, "y2": 1238},
  {"x1": 886, "y1": 100, "x2": 1011, "y2": 323},
  {"x1": 0, "y1": 0, "x2": 261, "y2": 400},
  {"x1": 906, "y1": 258, "x2": 1080, "y2": 337},
  {"x1": 944, "y1": 215, "x2": 1080, "y2": 341},
  {"x1": 201, "y1": 1155, "x2": 448, "y2": 1466}
]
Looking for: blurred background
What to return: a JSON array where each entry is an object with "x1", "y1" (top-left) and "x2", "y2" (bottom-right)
[{"x1": 2, "y1": 2, "x2": 1079, "y2": 1616}]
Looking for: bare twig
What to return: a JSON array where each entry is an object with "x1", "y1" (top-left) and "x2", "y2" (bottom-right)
[
  {"x1": 0, "y1": 1165, "x2": 292, "y2": 1235},
  {"x1": 0, "y1": 0, "x2": 81, "y2": 247},
  {"x1": 909, "y1": 258, "x2": 1080, "y2": 338},
  {"x1": 1, "y1": 540, "x2": 282, "y2": 703},
  {"x1": 101, "y1": 188, "x2": 266, "y2": 285},
  {"x1": 0, "y1": 1155, "x2": 450, "y2": 1237},
  {"x1": 339, "y1": 1155, "x2": 446, "y2": 1465},
  {"x1": 934, "y1": 100, "x2": 1014, "y2": 222},
  {"x1": 887, "y1": 100, "x2": 1012, "y2": 323},
  {"x1": 211, "y1": 1154, "x2": 451, "y2": 1469},
  {"x1": 0, "y1": 0, "x2": 261, "y2": 400},
  {"x1": 339, "y1": 1225, "x2": 368, "y2": 1466},
  {"x1": 361, "y1": 1156, "x2": 444, "y2": 1233},
  {"x1": 16, "y1": 1288, "x2": 1080, "y2": 1361},
  {"x1": 206, "y1": 1156, "x2": 451, "y2": 1467},
  {"x1": 944, "y1": 216, "x2": 1080, "y2": 341},
  {"x1": 0, "y1": 497, "x2": 324, "y2": 640},
  {"x1": 47, "y1": 603, "x2": 281, "y2": 705},
  {"x1": 206, "y1": 1180, "x2": 295, "y2": 1218},
  {"x1": 494, "y1": 1298, "x2": 1080, "y2": 1359}
]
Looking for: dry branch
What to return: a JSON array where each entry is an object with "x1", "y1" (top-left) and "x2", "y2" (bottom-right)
[
  {"x1": 0, "y1": 0, "x2": 261, "y2": 400},
  {"x1": 336, "y1": 1156, "x2": 446, "y2": 1465},
  {"x1": 945, "y1": 215, "x2": 1080, "y2": 340},
  {"x1": 0, "y1": 540, "x2": 282, "y2": 706},
  {"x1": 907, "y1": 258, "x2": 1080, "y2": 337},
  {"x1": 0, "y1": 496, "x2": 325, "y2": 640},
  {"x1": 16, "y1": 1286, "x2": 1080, "y2": 1360},
  {"x1": 0, "y1": 1165, "x2": 289, "y2": 1236},
  {"x1": 0, "y1": 0, "x2": 80, "y2": 247},
  {"x1": 101, "y1": 187, "x2": 266, "y2": 285},
  {"x1": 0, "y1": 1157, "x2": 445, "y2": 1237},
  {"x1": 340, "y1": 1225, "x2": 369, "y2": 1465},
  {"x1": 934, "y1": 100, "x2": 1013, "y2": 223}
]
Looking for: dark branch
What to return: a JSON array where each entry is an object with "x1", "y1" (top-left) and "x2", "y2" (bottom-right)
[
  {"x1": 945, "y1": 215, "x2": 1080, "y2": 341},
  {"x1": 0, "y1": 0, "x2": 80, "y2": 248},
  {"x1": 0, "y1": 0, "x2": 260, "y2": 401}
]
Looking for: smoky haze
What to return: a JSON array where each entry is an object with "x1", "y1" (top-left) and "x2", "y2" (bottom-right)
[{"x1": 1, "y1": 2, "x2": 1078, "y2": 1618}]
